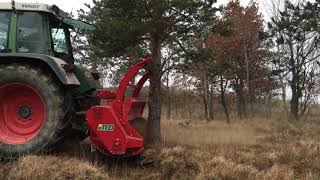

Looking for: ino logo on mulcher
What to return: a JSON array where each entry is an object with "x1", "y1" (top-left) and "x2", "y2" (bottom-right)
[{"x1": 97, "y1": 124, "x2": 114, "y2": 132}]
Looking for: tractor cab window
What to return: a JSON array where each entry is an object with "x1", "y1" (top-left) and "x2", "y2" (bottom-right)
[
  {"x1": 16, "y1": 12, "x2": 48, "y2": 54},
  {"x1": 0, "y1": 12, "x2": 11, "y2": 52},
  {"x1": 51, "y1": 27, "x2": 74, "y2": 63},
  {"x1": 51, "y1": 28, "x2": 68, "y2": 54}
]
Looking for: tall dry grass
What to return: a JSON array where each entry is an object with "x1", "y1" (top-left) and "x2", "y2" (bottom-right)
[
  {"x1": 0, "y1": 155, "x2": 109, "y2": 180},
  {"x1": 1, "y1": 116, "x2": 320, "y2": 180},
  {"x1": 2, "y1": 88, "x2": 320, "y2": 180}
]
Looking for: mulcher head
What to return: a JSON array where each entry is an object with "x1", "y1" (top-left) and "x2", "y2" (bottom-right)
[{"x1": 86, "y1": 57, "x2": 152, "y2": 156}]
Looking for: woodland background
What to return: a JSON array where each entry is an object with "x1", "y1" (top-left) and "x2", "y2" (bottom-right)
[
  {"x1": 75, "y1": 0, "x2": 320, "y2": 124},
  {"x1": 2, "y1": 1, "x2": 320, "y2": 179}
]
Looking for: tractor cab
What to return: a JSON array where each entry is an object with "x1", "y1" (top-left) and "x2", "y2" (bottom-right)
[{"x1": 0, "y1": 2, "x2": 94, "y2": 63}]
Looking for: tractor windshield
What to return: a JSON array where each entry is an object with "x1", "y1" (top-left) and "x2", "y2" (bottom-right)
[{"x1": 0, "y1": 11, "x2": 11, "y2": 52}]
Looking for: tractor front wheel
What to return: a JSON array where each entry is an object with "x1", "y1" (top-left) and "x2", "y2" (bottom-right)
[{"x1": 0, "y1": 64, "x2": 65, "y2": 158}]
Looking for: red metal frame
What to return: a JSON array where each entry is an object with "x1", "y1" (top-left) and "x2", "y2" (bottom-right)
[
  {"x1": 86, "y1": 56, "x2": 152, "y2": 156},
  {"x1": 115, "y1": 56, "x2": 152, "y2": 101}
]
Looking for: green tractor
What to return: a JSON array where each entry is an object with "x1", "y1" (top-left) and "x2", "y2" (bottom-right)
[{"x1": 0, "y1": 2, "x2": 101, "y2": 158}]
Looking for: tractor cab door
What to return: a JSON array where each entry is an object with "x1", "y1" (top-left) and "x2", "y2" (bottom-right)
[
  {"x1": 49, "y1": 14, "x2": 75, "y2": 64},
  {"x1": 16, "y1": 11, "x2": 51, "y2": 54}
]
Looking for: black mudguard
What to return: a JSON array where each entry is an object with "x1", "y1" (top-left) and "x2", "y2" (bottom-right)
[{"x1": 0, "y1": 53, "x2": 80, "y2": 85}]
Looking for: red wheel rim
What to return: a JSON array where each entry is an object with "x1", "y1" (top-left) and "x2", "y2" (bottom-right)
[{"x1": 0, "y1": 83, "x2": 45, "y2": 144}]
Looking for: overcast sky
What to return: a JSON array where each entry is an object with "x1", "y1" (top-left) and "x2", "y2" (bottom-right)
[{"x1": 12, "y1": 0, "x2": 280, "y2": 21}]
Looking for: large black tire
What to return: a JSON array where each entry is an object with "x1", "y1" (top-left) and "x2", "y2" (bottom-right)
[{"x1": 0, "y1": 64, "x2": 65, "y2": 158}]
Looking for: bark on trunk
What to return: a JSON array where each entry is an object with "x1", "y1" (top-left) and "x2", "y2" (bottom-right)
[
  {"x1": 288, "y1": 36, "x2": 300, "y2": 121},
  {"x1": 203, "y1": 74, "x2": 212, "y2": 121},
  {"x1": 220, "y1": 75, "x2": 230, "y2": 123},
  {"x1": 146, "y1": 38, "x2": 162, "y2": 145},
  {"x1": 235, "y1": 78, "x2": 247, "y2": 119},
  {"x1": 209, "y1": 91, "x2": 214, "y2": 120},
  {"x1": 186, "y1": 86, "x2": 192, "y2": 118},
  {"x1": 244, "y1": 44, "x2": 253, "y2": 115},
  {"x1": 290, "y1": 78, "x2": 299, "y2": 120},
  {"x1": 281, "y1": 78, "x2": 287, "y2": 111},
  {"x1": 166, "y1": 71, "x2": 171, "y2": 120},
  {"x1": 203, "y1": 93, "x2": 208, "y2": 120}
]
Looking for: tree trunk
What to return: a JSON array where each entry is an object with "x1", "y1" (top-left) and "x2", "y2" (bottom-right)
[
  {"x1": 277, "y1": 43, "x2": 287, "y2": 112},
  {"x1": 146, "y1": 38, "x2": 162, "y2": 145},
  {"x1": 203, "y1": 74, "x2": 211, "y2": 121},
  {"x1": 209, "y1": 89, "x2": 214, "y2": 120},
  {"x1": 220, "y1": 75, "x2": 230, "y2": 123},
  {"x1": 290, "y1": 76, "x2": 299, "y2": 120},
  {"x1": 203, "y1": 93, "x2": 208, "y2": 120},
  {"x1": 186, "y1": 85, "x2": 192, "y2": 118},
  {"x1": 288, "y1": 36, "x2": 299, "y2": 121},
  {"x1": 244, "y1": 43, "x2": 253, "y2": 116},
  {"x1": 174, "y1": 88, "x2": 178, "y2": 118},
  {"x1": 182, "y1": 76, "x2": 187, "y2": 118},
  {"x1": 290, "y1": 89, "x2": 299, "y2": 120},
  {"x1": 281, "y1": 77, "x2": 287, "y2": 111},
  {"x1": 235, "y1": 78, "x2": 247, "y2": 119},
  {"x1": 266, "y1": 90, "x2": 272, "y2": 118},
  {"x1": 166, "y1": 70, "x2": 171, "y2": 120}
]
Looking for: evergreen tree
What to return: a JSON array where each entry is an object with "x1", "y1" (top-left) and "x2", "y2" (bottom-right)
[
  {"x1": 269, "y1": 0, "x2": 320, "y2": 120},
  {"x1": 82, "y1": 0, "x2": 216, "y2": 144}
]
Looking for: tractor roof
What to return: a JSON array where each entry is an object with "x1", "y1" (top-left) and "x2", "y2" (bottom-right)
[
  {"x1": 0, "y1": 2, "x2": 68, "y2": 16},
  {"x1": 0, "y1": 2, "x2": 95, "y2": 31}
]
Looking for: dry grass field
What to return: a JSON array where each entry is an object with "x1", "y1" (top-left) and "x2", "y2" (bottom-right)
[{"x1": 1, "y1": 117, "x2": 320, "y2": 180}]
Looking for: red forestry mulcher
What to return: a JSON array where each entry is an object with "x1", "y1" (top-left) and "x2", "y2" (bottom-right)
[{"x1": 87, "y1": 57, "x2": 152, "y2": 156}]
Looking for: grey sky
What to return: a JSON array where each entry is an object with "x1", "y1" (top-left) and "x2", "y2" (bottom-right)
[
  {"x1": 11, "y1": 0, "x2": 309, "y2": 23},
  {"x1": 11, "y1": 0, "x2": 276, "y2": 21},
  {"x1": 12, "y1": 0, "x2": 93, "y2": 15}
]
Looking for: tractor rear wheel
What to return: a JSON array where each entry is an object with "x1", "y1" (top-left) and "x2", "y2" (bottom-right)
[{"x1": 0, "y1": 64, "x2": 65, "y2": 158}]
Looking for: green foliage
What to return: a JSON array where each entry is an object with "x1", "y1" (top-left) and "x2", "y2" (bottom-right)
[
  {"x1": 268, "y1": 0, "x2": 320, "y2": 119},
  {"x1": 270, "y1": 0, "x2": 320, "y2": 43},
  {"x1": 180, "y1": 47, "x2": 213, "y2": 71},
  {"x1": 82, "y1": 0, "x2": 215, "y2": 59},
  {"x1": 79, "y1": 0, "x2": 217, "y2": 142}
]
